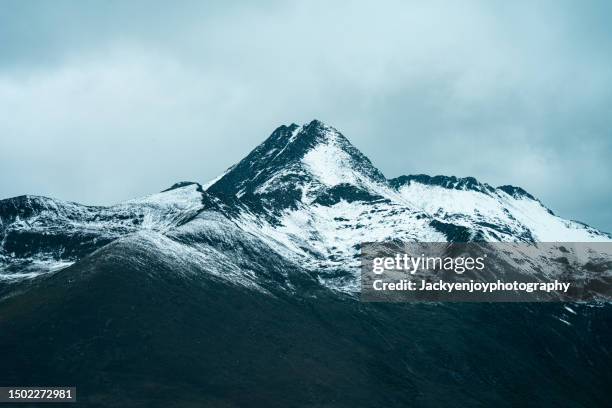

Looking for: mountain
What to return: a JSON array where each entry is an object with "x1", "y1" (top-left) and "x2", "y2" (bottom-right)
[
  {"x1": 4, "y1": 120, "x2": 607, "y2": 287},
  {"x1": 1, "y1": 120, "x2": 611, "y2": 407},
  {"x1": 206, "y1": 120, "x2": 610, "y2": 290},
  {"x1": 1, "y1": 120, "x2": 610, "y2": 289}
]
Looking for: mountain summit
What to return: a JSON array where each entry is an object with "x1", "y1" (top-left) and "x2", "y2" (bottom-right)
[{"x1": 208, "y1": 120, "x2": 386, "y2": 211}]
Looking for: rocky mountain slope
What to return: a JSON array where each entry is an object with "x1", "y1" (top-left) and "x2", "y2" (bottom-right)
[{"x1": 0, "y1": 182, "x2": 209, "y2": 279}]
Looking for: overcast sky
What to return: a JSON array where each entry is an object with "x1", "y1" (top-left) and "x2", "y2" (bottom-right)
[{"x1": 1, "y1": 0, "x2": 611, "y2": 231}]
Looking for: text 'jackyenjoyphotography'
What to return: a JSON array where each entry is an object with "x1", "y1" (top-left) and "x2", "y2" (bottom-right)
[{"x1": 360, "y1": 242, "x2": 612, "y2": 302}]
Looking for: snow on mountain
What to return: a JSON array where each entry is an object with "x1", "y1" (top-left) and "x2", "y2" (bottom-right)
[
  {"x1": 207, "y1": 120, "x2": 387, "y2": 210},
  {"x1": 202, "y1": 120, "x2": 611, "y2": 291},
  {"x1": 391, "y1": 175, "x2": 607, "y2": 242},
  {"x1": 0, "y1": 182, "x2": 207, "y2": 280},
  {"x1": 1, "y1": 119, "x2": 610, "y2": 291}
]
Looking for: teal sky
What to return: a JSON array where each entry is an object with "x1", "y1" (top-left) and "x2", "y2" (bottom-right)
[{"x1": 1, "y1": 1, "x2": 611, "y2": 232}]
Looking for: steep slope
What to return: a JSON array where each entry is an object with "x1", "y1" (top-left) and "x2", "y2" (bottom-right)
[{"x1": 207, "y1": 120, "x2": 387, "y2": 211}]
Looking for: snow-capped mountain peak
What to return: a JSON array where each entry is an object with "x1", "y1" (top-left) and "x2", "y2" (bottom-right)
[{"x1": 207, "y1": 120, "x2": 386, "y2": 210}]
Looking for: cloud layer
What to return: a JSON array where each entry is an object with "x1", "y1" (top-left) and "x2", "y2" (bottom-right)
[{"x1": 1, "y1": 0, "x2": 611, "y2": 231}]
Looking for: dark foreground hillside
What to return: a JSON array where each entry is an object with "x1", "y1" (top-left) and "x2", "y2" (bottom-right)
[{"x1": 1, "y1": 240, "x2": 611, "y2": 407}]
